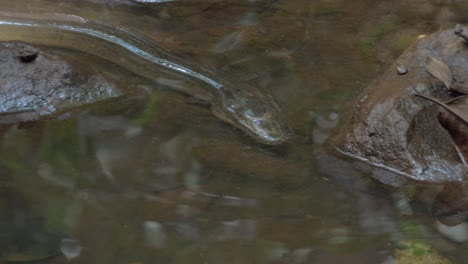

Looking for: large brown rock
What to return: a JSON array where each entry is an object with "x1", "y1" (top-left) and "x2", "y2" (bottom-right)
[{"x1": 334, "y1": 27, "x2": 468, "y2": 186}]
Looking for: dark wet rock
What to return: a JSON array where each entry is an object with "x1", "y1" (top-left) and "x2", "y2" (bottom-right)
[
  {"x1": 85, "y1": 0, "x2": 184, "y2": 5},
  {"x1": 455, "y1": 24, "x2": 468, "y2": 42},
  {"x1": 15, "y1": 44, "x2": 39, "y2": 63},
  {"x1": 84, "y1": 0, "x2": 139, "y2": 5},
  {"x1": 0, "y1": 41, "x2": 122, "y2": 124},
  {"x1": 334, "y1": 26, "x2": 468, "y2": 186},
  {"x1": 18, "y1": 52, "x2": 38, "y2": 63}
]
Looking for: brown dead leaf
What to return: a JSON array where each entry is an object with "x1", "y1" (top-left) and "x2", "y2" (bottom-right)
[
  {"x1": 451, "y1": 83, "x2": 468, "y2": 95},
  {"x1": 425, "y1": 56, "x2": 453, "y2": 90},
  {"x1": 415, "y1": 94, "x2": 468, "y2": 164},
  {"x1": 415, "y1": 94, "x2": 468, "y2": 123}
]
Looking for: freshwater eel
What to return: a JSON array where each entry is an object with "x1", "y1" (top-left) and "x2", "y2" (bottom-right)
[{"x1": 0, "y1": 11, "x2": 290, "y2": 145}]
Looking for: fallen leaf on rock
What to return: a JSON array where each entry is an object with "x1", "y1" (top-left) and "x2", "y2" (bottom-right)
[
  {"x1": 415, "y1": 94, "x2": 468, "y2": 123},
  {"x1": 415, "y1": 94, "x2": 468, "y2": 164},
  {"x1": 426, "y1": 56, "x2": 453, "y2": 90},
  {"x1": 451, "y1": 83, "x2": 468, "y2": 95}
]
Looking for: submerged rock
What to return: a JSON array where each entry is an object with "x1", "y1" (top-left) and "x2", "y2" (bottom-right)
[
  {"x1": 0, "y1": 41, "x2": 122, "y2": 124},
  {"x1": 334, "y1": 25, "x2": 468, "y2": 186}
]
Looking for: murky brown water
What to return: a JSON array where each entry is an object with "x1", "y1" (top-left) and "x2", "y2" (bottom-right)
[{"x1": 0, "y1": 0, "x2": 466, "y2": 263}]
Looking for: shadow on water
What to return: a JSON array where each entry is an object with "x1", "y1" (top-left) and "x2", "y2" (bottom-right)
[{"x1": 0, "y1": 0, "x2": 466, "y2": 263}]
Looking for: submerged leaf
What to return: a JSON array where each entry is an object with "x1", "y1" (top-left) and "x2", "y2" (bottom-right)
[
  {"x1": 425, "y1": 56, "x2": 453, "y2": 90},
  {"x1": 432, "y1": 182, "x2": 468, "y2": 226}
]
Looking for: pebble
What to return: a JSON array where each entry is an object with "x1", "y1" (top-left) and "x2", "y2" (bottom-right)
[
  {"x1": 396, "y1": 64, "x2": 407, "y2": 75},
  {"x1": 60, "y1": 238, "x2": 82, "y2": 260}
]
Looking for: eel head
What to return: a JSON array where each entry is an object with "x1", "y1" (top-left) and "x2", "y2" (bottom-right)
[{"x1": 211, "y1": 86, "x2": 290, "y2": 145}]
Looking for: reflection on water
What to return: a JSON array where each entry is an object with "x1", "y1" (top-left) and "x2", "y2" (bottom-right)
[{"x1": 0, "y1": 0, "x2": 466, "y2": 263}]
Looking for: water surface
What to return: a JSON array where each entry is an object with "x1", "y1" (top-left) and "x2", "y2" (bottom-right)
[{"x1": 0, "y1": 0, "x2": 466, "y2": 263}]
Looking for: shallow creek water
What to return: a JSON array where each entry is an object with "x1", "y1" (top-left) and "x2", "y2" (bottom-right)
[{"x1": 0, "y1": 0, "x2": 467, "y2": 263}]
